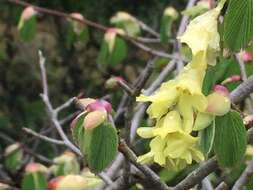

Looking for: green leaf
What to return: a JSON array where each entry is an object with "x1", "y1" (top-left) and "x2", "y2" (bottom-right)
[
  {"x1": 21, "y1": 172, "x2": 47, "y2": 190},
  {"x1": 202, "y1": 58, "x2": 239, "y2": 95},
  {"x1": 84, "y1": 122, "x2": 118, "y2": 173},
  {"x1": 18, "y1": 16, "x2": 37, "y2": 42},
  {"x1": 4, "y1": 146, "x2": 23, "y2": 172},
  {"x1": 160, "y1": 16, "x2": 173, "y2": 44},
  {"x1": 108, "y1": 37, "x2": 127, "y2": 66},
  {"x1": 214, "y1": 111, "x2": 247, "y2": 167},
  {"x1": 97, "y1": 37, "x2": 127, "y2": 66},
  {"x1": 223, "y1": 0, "x2": 253, "y2": 50},
  {"x1": 199, "y1": 120, "x2": 215, "y2": 157},
  {"x1": 72, "y1": 114, "x2": 85, "y2": 145}
]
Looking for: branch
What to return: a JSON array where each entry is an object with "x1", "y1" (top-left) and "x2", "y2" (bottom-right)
[
  {"x1": 22, "y1": 128, "x2": 65, "y2": 145},
  {"x1": 232, "y1": 158, "x2": 253, "y2": 190},
  {"x1": 174, "y1": 157, "x2": 219, "y2": 190},
  {"x1": 215, "y1": 182, "x2": 228, "y2": 190},
  {"x1": 118, "y1": 140, "x2": 172, "y2": 190},
  {"x1": 38, "y1": 50, "x2": 82, "y2": 157},
  {"x1": 230, "y1": 75, "x2": 253, "y2": 104}
]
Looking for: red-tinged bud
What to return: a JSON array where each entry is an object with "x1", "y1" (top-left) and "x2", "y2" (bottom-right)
[
  {"x1": 206, "y1": 85, "x2": 231, "y2": 116},
  {"x1": 221, "y1": 75, "x2": 241, "y2": 85},
  {"x1": 69, "y1": 13, "x2": 86, "y2": 35},
  {"x1": 239, "y1": 50, "x2": 253, "y2": 62},
  {"x1": 48, "y1": 176, "x2": 64, "y2": 190},
  {"x1": 84, "y1": 110, "x2": 107, "y2": 130},
  {"x1": 25, "y1": 163, "x2": 48, "y2": 173},
  {"x1": 48, "y1": 175, "x2": 87, "y2": 190},
  {"x1": 213, "y1": 85, "x2": 230, "y2": 97},
  {"x1": 87, "y1": 100, "x2": 112, "y2": 114},
  {"x1": 69, "y1": 13, "x2": 84, "y2": 21},
  {"x1": 20, "y1": 6, "x2": 37, "y2": 21},
  {"x1": 105, "y1": 76, "x2": 125, "y2": 89},
  {"x1": 100, "y1": 100, "x2": 112, "y2": 113},
  {"x1": 87, "y1": 101, "x2": 106, "y2": 112},
  {"x1": 244, "y1": 115, "x2": 253, "y2": 126},
  {"x1": 78, "y1": 98, "x2": 96, "y2": 109}
]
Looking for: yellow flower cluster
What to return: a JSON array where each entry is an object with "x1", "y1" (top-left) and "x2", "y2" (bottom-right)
[{"x1": 136, "y1": 2, "x2": 226, "y2": 171}]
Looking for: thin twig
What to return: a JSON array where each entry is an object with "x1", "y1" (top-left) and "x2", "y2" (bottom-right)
[
  {"x1": 38, "y1": 50, "x2": 82, "y2": 157},
  {"x1": 119, "y1": 140, "x2": 171, "y2": 190},
  {"x1": 232, "y1": 158, "x2": 253, "y2": 190},
  {"x1": 215, "y1": 182, "x2": 228, "y2": 190},
  {"x1": 117, "y1": 80, "x2": 134, "y2": 96},
  {"x1": 22, "y1": 128, "x2": 65, "y2": 145},
  {"x1": 230, "y1": 75, "x2": 253, "y2": 104},
  {"x1": 135, "y1": 19, "x2": 160, "y2": 38},
  {"x1": 55, "y1": 97, "x2": 76, "y2": 113}
]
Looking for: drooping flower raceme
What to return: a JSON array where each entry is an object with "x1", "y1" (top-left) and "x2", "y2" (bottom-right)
[{"x1": 136, "y1": 1, "x2": 228, "y2": 170}]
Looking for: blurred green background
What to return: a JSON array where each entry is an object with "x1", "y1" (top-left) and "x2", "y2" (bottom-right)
[{"x1": 0, "y1": 0, "x2": 186, "y2": 149}]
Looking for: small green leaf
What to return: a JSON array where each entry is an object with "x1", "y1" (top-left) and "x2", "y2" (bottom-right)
[
  {"x1": 84, "y1": 122, "x2": 118, "y2": 173},
  {"x1": 199, "y1": 119, "x2": 215, "y2": 157},
  {"x1": 18, "y1": 16, "x2": 37, "y2": 42},
  {"x1": 214, "y1": 111, "x2": 247, "y2": 167},
  {"x1": 202, "y1": 59, "x2": 238, "y2": 95},
  {"x1": 109, "y1": 37, "x2": 127, "y2": 66},
  {"x1": 4, "y1": 144, "x2": 23, "y2": 173},
  {"x1": 72, "y1": 114, "x2": 85, "y2": 145},
  {"x1": 21, "y1": 172, "x2": 47, "y2": 190},
  {"x1": 223, "y1": 0, "x2": 253, "y2": 50}
]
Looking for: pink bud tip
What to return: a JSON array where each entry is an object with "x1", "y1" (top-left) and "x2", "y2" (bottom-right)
[
  {"x1": 115, "y1": 76, "x2": 125, "y2": 82},
  {"x1": 25, "y1": 163, "x2": 40, "y2": 173},
  {"x1": 100, "y1": 100, "x2": 113, "y2": 113},
  {"x1": 48, "y1": 176, "x2": 64, "y2": 190},
  {"x1": 69, "y1": 13, "x2": 84, "y2": 21},
  {"x1": 213, "y1": 85, "x2": 230, "y2": 97},
  {"x1": 87, "y1": 99, "x2": 112, "y2": 113},
  {"x1": 244, "y1": 115, "x2": 253, "y2": 126},
  {"x1": 241, "y1": 51, "x2": 253, "y2": 62},
  {"x1": 107, "y1": 28, "x2": 118, "y2": 34},
  {"x1": 230, "y1": 75, "x2": 241, "y2": 81},
  {"x1": 21, "y1": 6, "x2": 37, "y2": 21}
]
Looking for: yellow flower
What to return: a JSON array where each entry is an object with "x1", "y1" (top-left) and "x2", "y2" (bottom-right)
[
  {"x1": 178, "y1": 1, "x2": 225, "y2": 66},
  {"x1": 137, "y1": 136, "x2": 167, "y2": 165},
  {"x1": 164, "y1": 133, "x2": 204, "y2": 164}
]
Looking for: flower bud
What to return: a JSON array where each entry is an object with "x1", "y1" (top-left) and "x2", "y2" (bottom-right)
[
  {"x1": 84, "y1": 110, "x2": 107, "y2": 130},
  {"x1": 206, "y1": 85, "x2": 231, "y2": 116},
  {"x1": 239, "y1": 50, "x2": 253, "y2": 62},
  {"x1": 51, "y1": 151, "x2": 80, "y2": 176},
  {"x1": 221, "y1": 75, "x2": 241, "y2": 85},
  {"x1": 244, "y1": 115, "x2": 253, "y2": 126},
  {"x1": 20, "y1": 7, "x2": 37, "y2": 21},
  {"x1": 105, "y1": 76, "x2": 124, "y2": 89},
  {"x1": 48, "y1": 175, "x2": 87, "y2": 190},
  {"x1": 25, "y1": 163, "x2": 48, "y2": 173},
  {"x1": 78, "y1": 98, "x2": 96, "y2": 109},
  {"x1": 99, "y1": 100, "x2": 113, "y2": 114},
  {"x1": 104, "y1": 28, "x2": 124, "y2": 53},
  {"x1": 86, "y1": 100, "x2": 112, "y2": 113},
  {"x1": 69, "y1": 13, "x2": 85, "y2": 35},
  {"x1": 164, "y1": 7, "x2": 179, "y2": 20},
  {"x1": 48, "y1": 176, "x2": 64, "y2": 190},
  {"x1": 18, "y1": 7, "x2": 37, "y2": 31}
]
